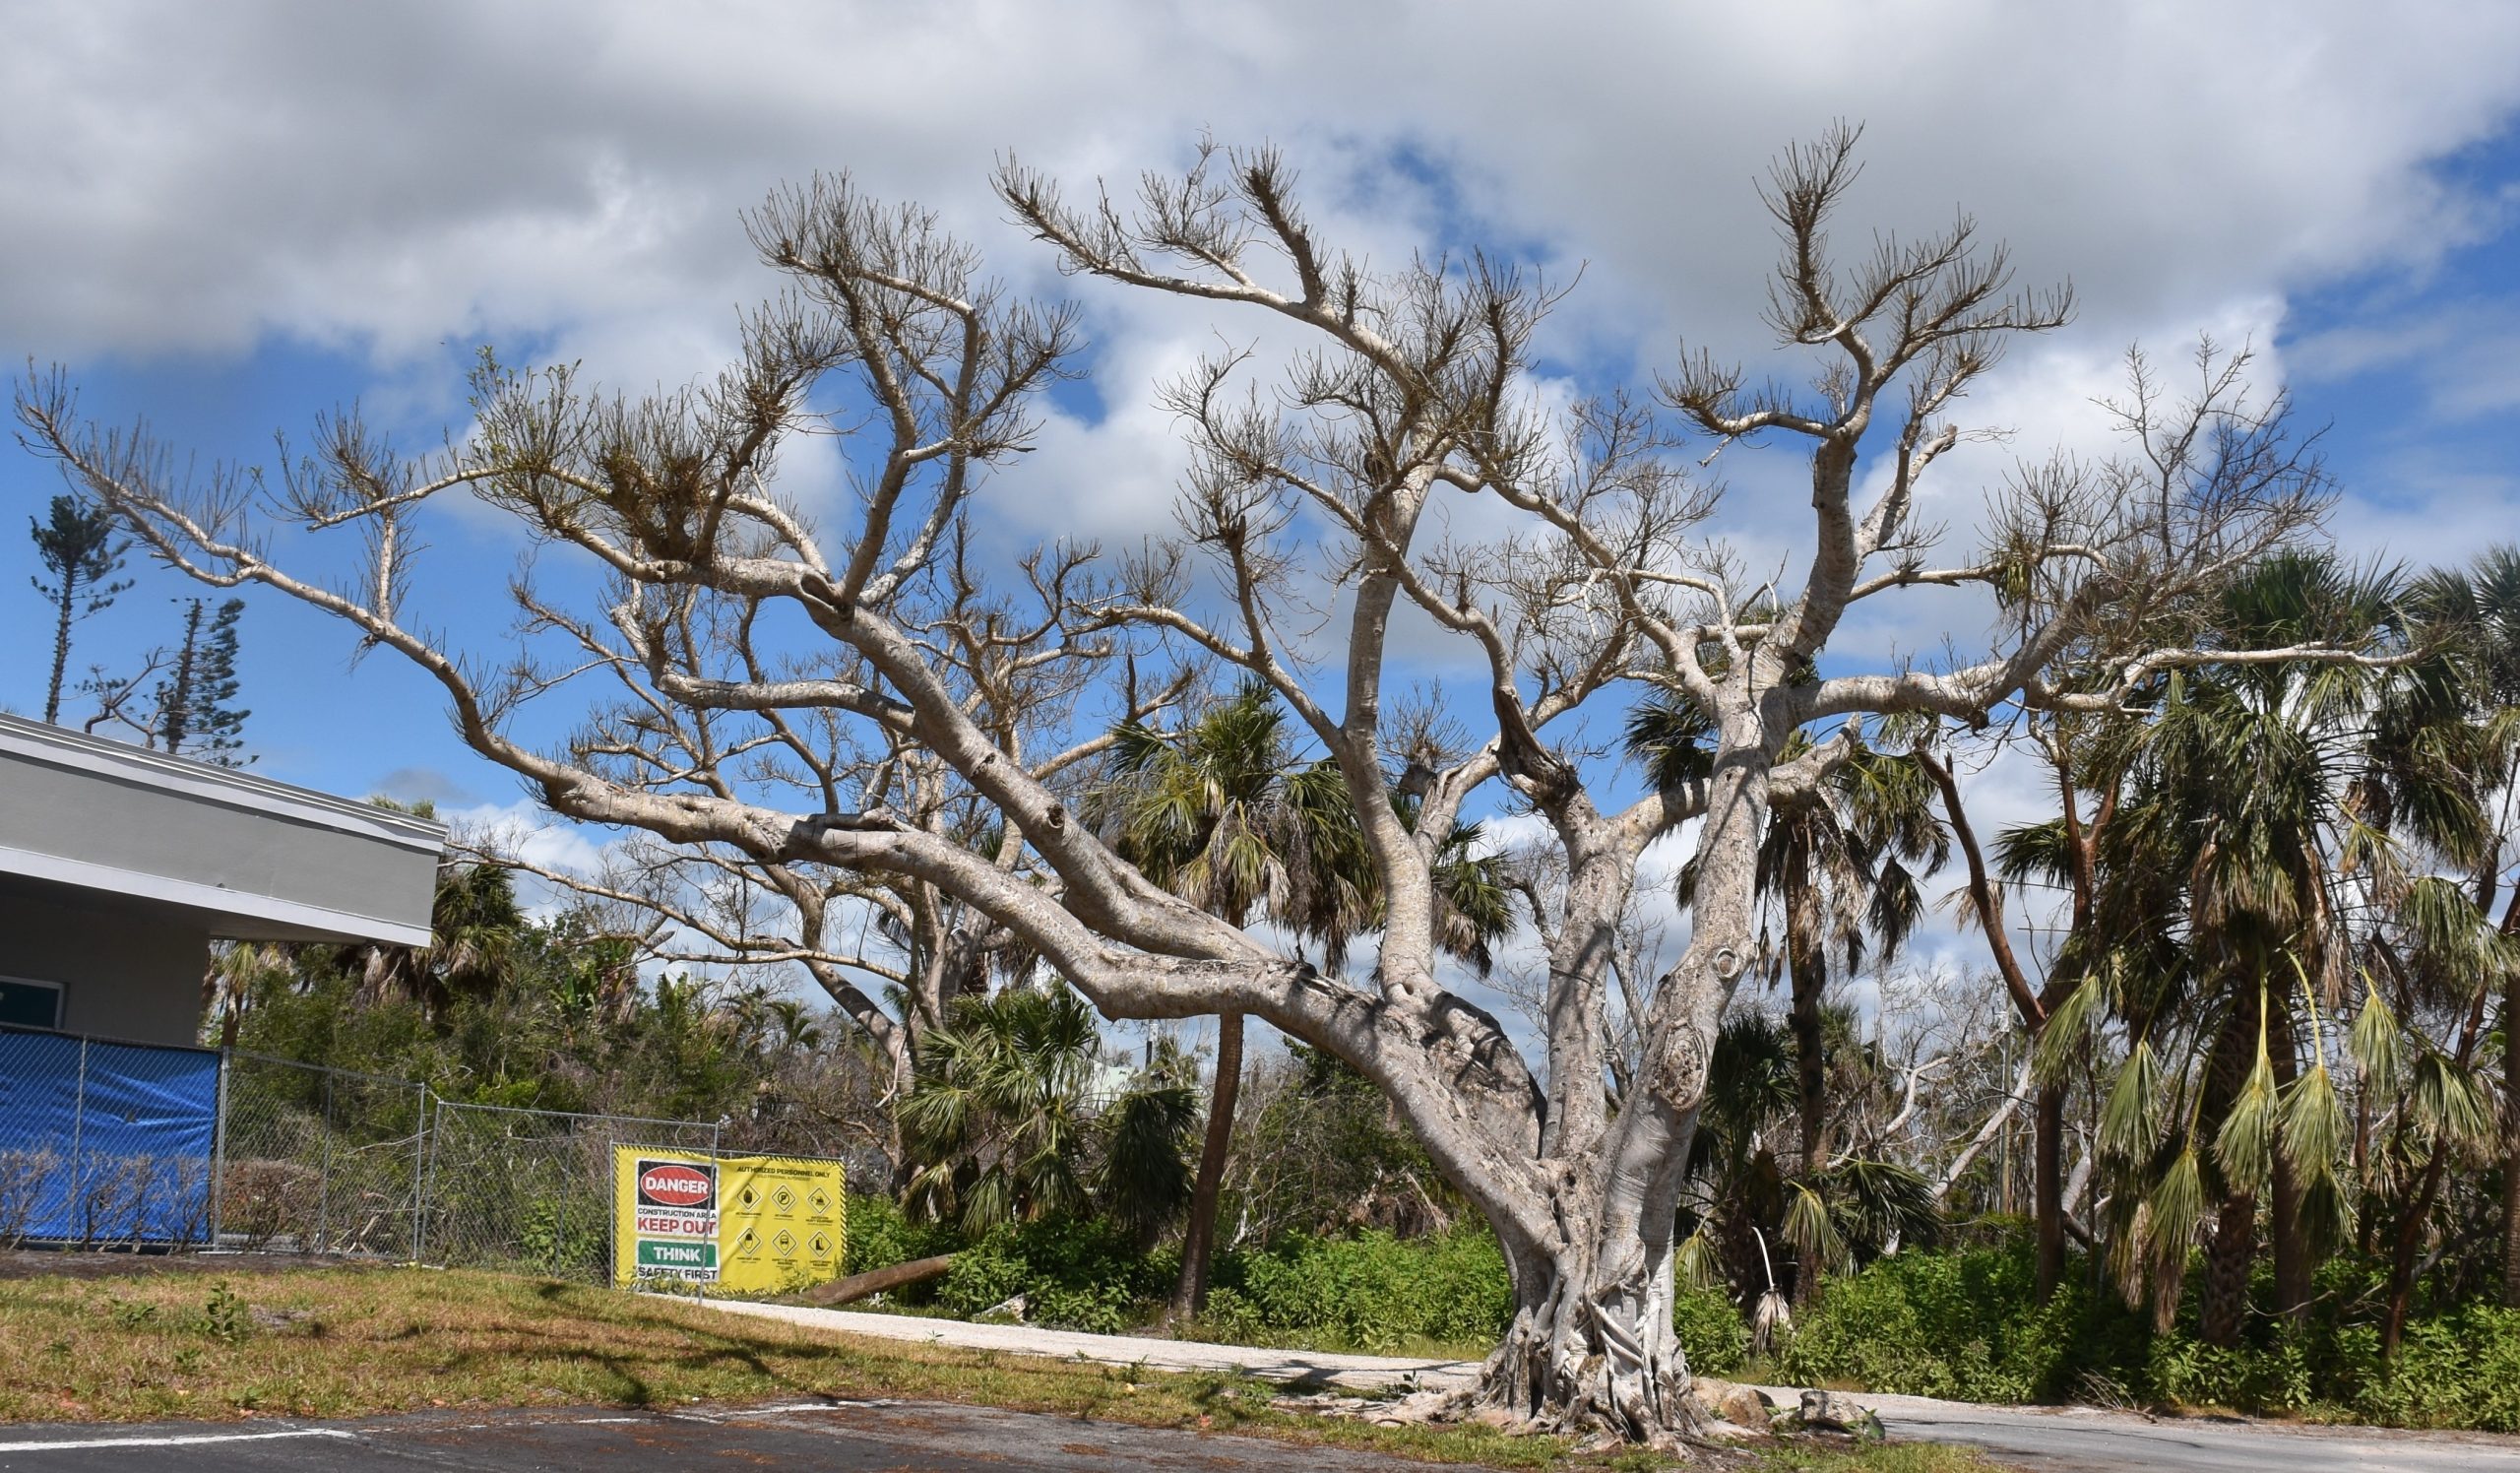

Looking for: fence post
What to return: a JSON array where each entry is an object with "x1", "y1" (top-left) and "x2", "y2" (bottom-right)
[
  {"x1": 602, "y1": 1122, "x2": 615, "y2": 1290},
  {"x1": 210, "y1": 1047, "x2": 230, "y2": 1250},
  {"x1": 314, "y1": 1069, "x2": 333, "y2": 1255},
  {"x1": 416, "y1": 1090, "x2": 441, "y2": 1267},
  {"x1": 700, "y1": 1120, "x2": 723, "y2": 1306},
  {"x1": 410, "y1": 1083, "x2": 428, "y2": 1264},
  {"x1": 70, "y1": 1037, "x2": 88, "y2": 1243}
]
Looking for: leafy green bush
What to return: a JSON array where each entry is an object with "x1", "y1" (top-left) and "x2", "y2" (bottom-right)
[
  {"x1": 1672, "y1": 1281, "x2": 1748, "y2": 1377},
  {"x1": 932, "y1": 1216, "x2": 1177, "y2": 1334},
  {"x1": 1780, "y1": 1240, "x2": 2127, "y2": 1402},
  {"x1": 1208, "y1": 1228, "x2": 1512, "y2": 1354},
  {"x1": 1781, "y1": 1239, "x2": 2520, "y2": 1432},
  {"x1": 2360, "y1": 1304, "x2": 2520, "y2": 1432},
  {"x1": 840, "y1": 1192, "x2": 960, "y2": 1278},
  {"x1": 846, "y1": 1201, "x2": 1760, "y2": 1369}
]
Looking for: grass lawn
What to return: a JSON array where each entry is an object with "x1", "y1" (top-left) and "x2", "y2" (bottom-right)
[{"x1": 0, "y1": 1262, "x2": 2006, "y2": 1471}]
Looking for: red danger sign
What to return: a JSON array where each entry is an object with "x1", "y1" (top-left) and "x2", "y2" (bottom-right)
[{"x1": 636, "y1": 1159, "x2": 715, "y2": 1210}]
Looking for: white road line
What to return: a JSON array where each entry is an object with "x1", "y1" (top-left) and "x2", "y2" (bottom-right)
[{"x1": 0, "y1": 1429, "x2": 359, "y2": 1453}]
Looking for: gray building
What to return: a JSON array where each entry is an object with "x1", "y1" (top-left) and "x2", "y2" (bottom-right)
[{"x1": 0, "y1": 713, "x2": 445, "y2": 1046}]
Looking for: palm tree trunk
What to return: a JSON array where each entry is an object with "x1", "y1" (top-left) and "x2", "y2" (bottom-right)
[
  {"x1": 2200, "y1": 1189, "x2": 2257, "y2": 1347},
  {"x1": 1786, "y1": 882, "x2": 1828, "y2": 1307},
  {"x1": 1789, "y1": 889, "x2": 1828, "y2": 1181},
  {"x1": 2502, "y1": 889, "x2": 2520, "y2": 1309},
  {"x1": 1172, "y1": 1009, "x2": 1243, "y2": 1319},
  {"x1": 2034, "y1": 1083, "x2": 2066, "y2": 1295},
  {"x1": 2197, "y1": 992, "x2": 2261, "y2": 1348},
  {"x1": 2268, "y1": 1013, "x2": 2308, "y2": 1325},
  {"x1": 2504, "y1": 967, "x2": 2520, "y2": 1311}
]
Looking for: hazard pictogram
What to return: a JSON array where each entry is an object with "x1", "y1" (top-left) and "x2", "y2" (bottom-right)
[{"x1": 772, "y1": 1229, "x2": 797, "y2": 1258}]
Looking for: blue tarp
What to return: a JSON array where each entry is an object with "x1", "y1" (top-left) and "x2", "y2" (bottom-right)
[{"x1": 0, "y1": 1028, "x2": 219, "y2": 1244}]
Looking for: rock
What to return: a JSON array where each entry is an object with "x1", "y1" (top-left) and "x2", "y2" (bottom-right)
[
  {"x1": 1796, "y1": 1389, "x2": 1885, "y2": 1441},
  {"x1": 1719, "y1": 1383, "x2": 1776, "y2": 1429},
  {"x1": 976, "y1": 1293, "x2": 1027, "y2": 1321},
  {"x1": 1687, "y1": 1377, "x2": 1776, "y2": 1429}
]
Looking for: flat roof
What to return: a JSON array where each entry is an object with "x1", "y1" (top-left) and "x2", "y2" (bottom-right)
[{"x1": 0, "y1": 712, "x2": 448, "y2": 946}]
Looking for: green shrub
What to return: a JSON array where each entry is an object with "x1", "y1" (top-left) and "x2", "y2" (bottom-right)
[
  {"x1": 1779, "y1": 1239, "x2": 2520, "y2": 1433},
  {"x1": 932, "y1": 1216, "x2": 1176, "y2": 1333},
  {"x1": 1780, "y1": 1240, "x2": 2123, "y2": 1403},
  {"x1": 2362, "y1": 1304, "x2": 2520, "y2": 1432},
  {"x1": 1218, "y1": 1227, "x2": 1514, "y2": 1354},
  {"x1": 1672, "y1": 1281, "x2": 1747, "y2": 1377},
  {"x1": 841, "y1": 1192, "x2": 960, "y2": 1278}
]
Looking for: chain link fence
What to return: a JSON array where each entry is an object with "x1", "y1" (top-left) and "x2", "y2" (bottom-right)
[
  {"x1": 0, "y1": 1025, "x2": 220, "y2": 1250},
  {"x1": 1, "y1": 1022, "x2": 728, "y2": 1283},
  {"x1": 418, "y1": 1099, "x2": 719, "y2": 1281}
]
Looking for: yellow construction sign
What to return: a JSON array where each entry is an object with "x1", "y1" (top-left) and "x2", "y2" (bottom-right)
[{"x1": 611, "y1": 1146, "x2": 846, "y2": 1294}]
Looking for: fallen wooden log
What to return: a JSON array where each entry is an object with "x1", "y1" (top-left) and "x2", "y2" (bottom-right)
[{"x1": 801, "y1": 1252, "x2": 956, "y2": 1307}]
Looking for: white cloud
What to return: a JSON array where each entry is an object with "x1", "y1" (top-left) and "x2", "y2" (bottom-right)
[
  {"x1": 443, "y1": 797, "x2": 611, "y2": 891},
  {"x1": 9, "y1": 1, "x2": 2516, "y2": 373}
]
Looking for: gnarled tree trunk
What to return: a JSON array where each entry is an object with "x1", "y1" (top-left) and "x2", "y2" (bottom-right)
[
  {"x1": 1483, "y1": 1197, "x2": 1694, "y2": 1442},
  {"x1": 1474, "y1": 744, "x2": 1767, "y2": 1442}
]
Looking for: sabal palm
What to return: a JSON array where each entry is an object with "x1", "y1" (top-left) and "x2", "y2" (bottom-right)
[
  {"x1": 2070, "y1": 551, "x2": 2497, "y2": 1338},
  {"x1": 900, "y1": 984, "x2": 1107, "y2": 1232},
  {"x1": 1677, "y1": 1010, "x2": 1939, "y2": 1318},
  {"x1": 1756, "y1": 739, "x2": 1948, "y2": 1178},
  {"x1": 345, "y1": 858, "x2": 526, "y2": 1017},
  {"x1": 2407, "y1": 544, "x2": 2520, "y2": 1314}
]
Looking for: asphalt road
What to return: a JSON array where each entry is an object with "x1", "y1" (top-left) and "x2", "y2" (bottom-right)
[
  {"x1": 0, "y1": 1400, "x2": 1480, "y2": 1472},
  {"x1": 1859, "y1": 1392, "x2": 2520, "y2": 1473},
  {"x1": 9, "y1": 1395, "x2": 2520, "y2": 1472}
]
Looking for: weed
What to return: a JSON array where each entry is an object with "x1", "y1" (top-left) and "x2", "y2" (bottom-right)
[{"x1": 198, "y1": 1282, "x2": 250, "y2": 1343}]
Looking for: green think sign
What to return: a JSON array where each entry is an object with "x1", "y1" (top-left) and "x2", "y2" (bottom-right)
[{"x1": 635, "y1": 1240, "x2": 719, "y2": 1270}]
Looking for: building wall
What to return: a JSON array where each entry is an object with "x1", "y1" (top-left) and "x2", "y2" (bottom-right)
[
  {"x1": 0, "y1": 876, "x2": 211, "y2": 1047},
  {"x1": 0, "y1": 754, "x2": 437, "y2": 941}
]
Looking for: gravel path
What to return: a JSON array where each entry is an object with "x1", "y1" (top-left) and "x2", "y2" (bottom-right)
[{"x1": 679, "y1": 1297, "x2": 1480, "y2": 1390}]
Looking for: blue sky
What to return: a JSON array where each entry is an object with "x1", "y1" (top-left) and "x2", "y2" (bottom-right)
[{"x1": 6, "y1": 1, "x2": 2520, "y2": 1030}]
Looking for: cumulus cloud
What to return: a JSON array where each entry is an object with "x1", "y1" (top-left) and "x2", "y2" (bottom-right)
[
  {"x1": 9, "y1": 0, "x2": 2517, "y2": 373},
  {"x1": 443, "y1": 798, "x2": 612, "y2": 885}
]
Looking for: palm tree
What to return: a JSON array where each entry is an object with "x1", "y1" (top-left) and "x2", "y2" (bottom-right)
[
  {"x1": 1675, "y1": 1010, "x2": 1940, "y2": 1328},
  {"x1": 345, "y1": 856, "x2": 529, "y2": 1018},
  {"x1": 1760, "y1": 741, "x2": 1947, "y2": 1183},
  {"x1": 1100, "y1": 680, "x2": 1514, "y2": 1316},
  {"x1": 897, "y1": 982, "x2": 1195, "y2": 1238},
  {"x1": 2065, "y1": 551, "x2": 2496, "y2": 1341},
  {"x1": 2413, "y1": 545, "x2": 2520, "y2": 1310}
]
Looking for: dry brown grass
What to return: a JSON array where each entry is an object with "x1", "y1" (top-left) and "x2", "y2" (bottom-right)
[{"x1": 0, "y1": 1264, "x2": 2008, "y2": 1471}]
